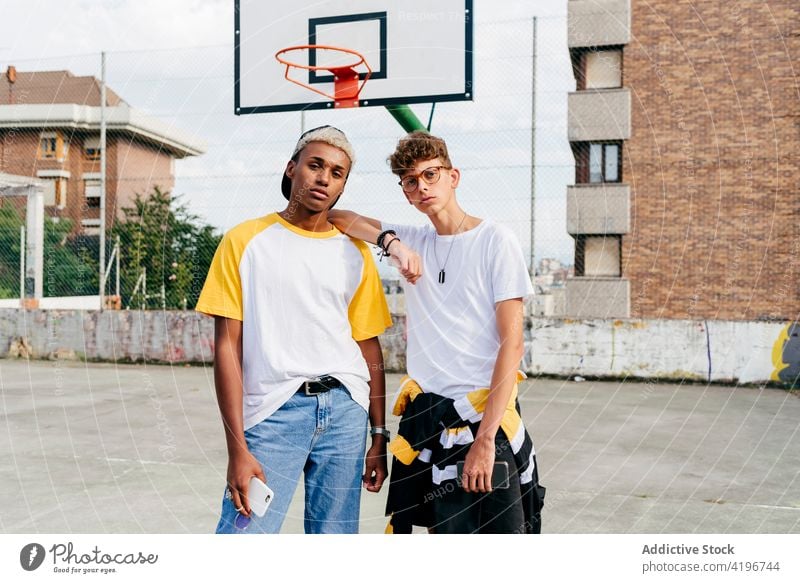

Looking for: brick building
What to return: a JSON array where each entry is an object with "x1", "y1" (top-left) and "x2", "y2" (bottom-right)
[
  {"x1": 565, "y1": 0, "x2": 799, "y2": 321},
  {"x1": 0, "y1": 67, "x2": 205, "y2": 234}
]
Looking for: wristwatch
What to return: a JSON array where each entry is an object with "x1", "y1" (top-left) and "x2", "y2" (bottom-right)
[{"x1": 370, "y1": 426, "x2": 391, "y2": 440}]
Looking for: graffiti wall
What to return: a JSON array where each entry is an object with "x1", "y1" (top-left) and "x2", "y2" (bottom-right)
[
  {"x1": 527, "y1": 318, "x2": 798, "y2": 386},
  {"x1": 772, "y1": 323, "x2": 800, "y2": 385},
  {"x1": 0, "y1": 308, "x2": 797, "y2": 386}
]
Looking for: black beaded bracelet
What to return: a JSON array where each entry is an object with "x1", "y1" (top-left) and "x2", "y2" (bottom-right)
[{"x1": 376, "y1": 229, "x2": 397, "y2": 252}]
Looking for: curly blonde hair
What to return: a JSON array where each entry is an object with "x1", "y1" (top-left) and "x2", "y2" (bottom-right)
[{"x1": 388, "y1": 130, "x2": 453, "y2": 175}]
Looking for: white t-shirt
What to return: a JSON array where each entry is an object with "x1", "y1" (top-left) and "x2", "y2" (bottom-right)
[
  {"x1": 382, "y1": 220, "x2": 534, "y2": 400},
  {"x1": 196, "y1": 213, "x2": 391, "y2": 430}
]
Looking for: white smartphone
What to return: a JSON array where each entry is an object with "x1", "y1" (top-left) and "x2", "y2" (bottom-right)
[{"x1": 248, "y1": 476, "x2": 274, "y2": 517}]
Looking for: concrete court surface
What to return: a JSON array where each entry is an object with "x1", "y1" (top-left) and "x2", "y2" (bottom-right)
[{"x1": 0, "y1": 358, "x2": 798, "y2": 534}]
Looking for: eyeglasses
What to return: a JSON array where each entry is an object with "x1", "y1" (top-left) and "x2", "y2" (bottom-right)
[{"x1": 398, "y1": 165, "x2": 449, "y2": 193}]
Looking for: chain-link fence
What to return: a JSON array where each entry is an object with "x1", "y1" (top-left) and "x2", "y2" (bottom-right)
[{"x1": 0, "y1": 13, "x2": 574, "y2": 311}]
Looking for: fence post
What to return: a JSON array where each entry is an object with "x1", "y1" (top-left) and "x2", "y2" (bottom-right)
[
  {"x1": 19, "y1": 225, "x2": 25, "y2": 305},
  {"x1": 99, "y1": 51, "x2": 108, "y2": 310},
  {"x1": 115, "y1": 235, "x2": 120, "y2": 298}
]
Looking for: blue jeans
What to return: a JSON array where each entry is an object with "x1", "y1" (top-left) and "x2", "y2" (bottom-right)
[{"x1": 215, "y1": 386, "x2": 368, "y2": 534}]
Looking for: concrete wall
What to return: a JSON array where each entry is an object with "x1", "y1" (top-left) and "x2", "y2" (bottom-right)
[
  {"x1": 567, "y1": 183, "x2": 631, "y2": 235},
  {"x1": 0, "y1": 308, "x2": 409, "y2": 371},
  {"x1": 568, "y1": 89, "x2": 631, "y2": 142},
  {"x1": 530, "y1": 318, "x2": 797, "y2": 385},
  {"x1": 568, "y1": 0, "x2": 631, "y2": 48},
  {"x1": 0, "y1": 309, "x2": 796, "y2": 385},
  {"x1": 0, "y1": 309, "x2": 215, "y2": 363}
]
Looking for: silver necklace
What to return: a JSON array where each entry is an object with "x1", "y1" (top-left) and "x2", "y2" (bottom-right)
[{"x1": 433, "y1": 211, "x2": 468, "y2": 284}]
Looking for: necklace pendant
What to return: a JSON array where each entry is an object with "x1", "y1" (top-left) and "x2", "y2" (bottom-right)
[{"x1": 438, "y1": 269, "x2": 445, "y2": 284}]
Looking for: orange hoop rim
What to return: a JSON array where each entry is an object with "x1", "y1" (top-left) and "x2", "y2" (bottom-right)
[
  {"x1": 275, "y1": 44, "x2": 369, "y2": 73},
  {"x1": 275, "y1": 44, "x2": 373, "y2": 107}
]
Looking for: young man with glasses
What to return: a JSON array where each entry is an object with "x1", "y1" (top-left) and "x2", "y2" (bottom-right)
[
  {"x1": 196, "y1": 126, "x2": 416, "y2": 533},
  {"x1": 329, "y1": 130, "x2": 544, "y2": 534}
]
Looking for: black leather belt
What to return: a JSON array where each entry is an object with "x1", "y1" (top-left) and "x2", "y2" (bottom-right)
[{"x1": 298, "y1": 375, "x2": 341, "y2": 396}]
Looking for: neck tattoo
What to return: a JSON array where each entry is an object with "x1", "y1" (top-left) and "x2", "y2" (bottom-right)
[{"x1": 433, "y1": 211, "x2": 468, "y2": 284}]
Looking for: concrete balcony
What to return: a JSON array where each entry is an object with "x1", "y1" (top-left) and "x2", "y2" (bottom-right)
[
  {"x1": 566, "y1": 277, "x2": 630, "y2": 318},
  {"x1": 567, "y1": 183, "x2": 630, "y2": 235},
  {"x1": 568, "y1": 0, "x2": 631, "y2": 48},
  {"x1": 568, "y1": 89, "x2": 631, "y2": 142}
]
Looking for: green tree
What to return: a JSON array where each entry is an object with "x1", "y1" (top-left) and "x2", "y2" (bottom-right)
[
  {"x1": 0, "y1": 206, "x2": 23, "y2": 298},
  {"x1": 44, "y1": 216, "x2": 99, "y2": 297},
  {"x1": 0, "y1": 207, "x2": 97, "y2": 299},
  {"x1": 112, "y1": 187, "x2": 221, "y2": 309}
]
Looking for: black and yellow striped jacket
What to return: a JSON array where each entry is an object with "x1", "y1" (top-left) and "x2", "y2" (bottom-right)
[{"x1": 385, "y1": 374, "x2": 545, "y2": 534}]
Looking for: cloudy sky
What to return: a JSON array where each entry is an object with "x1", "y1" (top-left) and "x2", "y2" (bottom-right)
[{"x1": 1, "y1": 0, "x2": 576, "y2": 267}]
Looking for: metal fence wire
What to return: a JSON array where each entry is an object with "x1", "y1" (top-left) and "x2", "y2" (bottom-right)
[{"x1": 0, "y1": 16, "x2": 574, "y2": 311}]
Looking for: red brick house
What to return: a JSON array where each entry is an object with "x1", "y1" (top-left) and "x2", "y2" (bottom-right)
[{"x1": 0, "y1": 67, "x2": 205, "y2": 234}]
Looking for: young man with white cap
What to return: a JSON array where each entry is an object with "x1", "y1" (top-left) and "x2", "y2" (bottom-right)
[{"x1": 197, "y1": 126, "x2": 413, "y2": 533}]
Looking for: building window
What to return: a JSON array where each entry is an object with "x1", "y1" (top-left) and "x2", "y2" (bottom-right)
[
  {"x1": 54, "y1": 177, "x2": 67, "y2": 208},
  {"x1": 575, "y1": 235, "x2": 621, "y2": 277},
  {"x1": 589, "y1": 142, "x2": 620, "y2": 183},
  {"x1": 38, "y1": 131, "x2": 68, "y2": 161},
  {"x1": 572, "y1": 47, "x2": 623, "y2": 90},
  {"x1": 85, "y1": 179, "x2": 102, "y2": 208},
  {"x1": 573, "y1": 141, "x2": 622, "y2": 184},
  {"x1": 84, "y1": 136, "x2": 101, "y2": 160},
  {"x1": 39, "y1": 132, "x2": 58, "y2": 159}
]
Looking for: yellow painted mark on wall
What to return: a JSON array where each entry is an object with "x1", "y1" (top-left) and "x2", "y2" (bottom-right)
[{"x1": 771, "y1": 323, "x2": 791, "y2": 382}]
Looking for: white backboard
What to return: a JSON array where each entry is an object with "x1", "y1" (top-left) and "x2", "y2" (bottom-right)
[{"x1": 235, "y1": 0, "x2": 474, "y2": 113}]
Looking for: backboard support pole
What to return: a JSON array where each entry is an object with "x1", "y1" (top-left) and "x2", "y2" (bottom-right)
[{"x1": 385, "y1": 104, "x2": 426, "y2": 133}]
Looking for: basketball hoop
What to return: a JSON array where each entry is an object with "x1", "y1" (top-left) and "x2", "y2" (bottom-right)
[{"x1": 275, "y1": 45, "x2": 372, "y2": 108}]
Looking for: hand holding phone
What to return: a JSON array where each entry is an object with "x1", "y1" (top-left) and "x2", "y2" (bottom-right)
[
  {"x1": 247, "y1": 476, "x2": 274, "y2": 517},
  {"x1": 456, "y1": 460, "x2": 511, "y2": 490}
]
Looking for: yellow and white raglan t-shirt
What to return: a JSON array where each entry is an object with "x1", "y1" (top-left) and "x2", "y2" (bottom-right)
[{"x1": 196, "y1": 213, "x2": 392, "y2": 430}]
